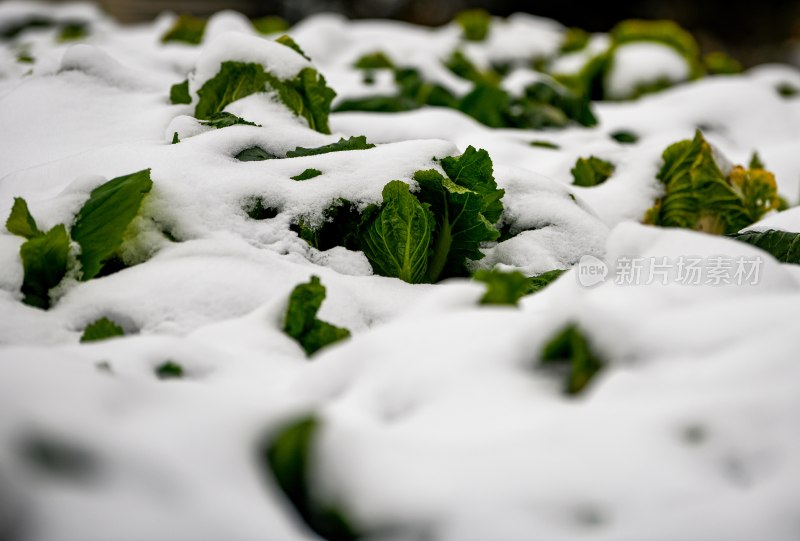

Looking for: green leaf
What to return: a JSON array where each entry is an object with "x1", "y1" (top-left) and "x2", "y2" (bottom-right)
[
  {"x1": 474, "y1": 268, "x2": 565, "y2": 306},
  {"x1": 243, "y1": 196, "x2": 279, "y2": 220},
  {"x1": 56, "y1": 22, "x2": 88, "y2": 43},
  {"x1": 283, "y1": 276, "x2": 351, "y2": 356},
  {"x1": 457, "y1": 83, "x2": 510, "y2": 128},
  {"x1": 610, "y1": 19, "x2": 702, "y2": 79},
  {"x1": 262, "y1": 416, "x2": 360, "y2": 541},
  {"x1": 571, "y1": 156, "x2": 615, "y2": 187},
  {"x1": 728, "y1": 229, "x2": 800, "y2": 264},
  {"x1": 728, "y1": 165, "x2": 781, "y2": 223},
  {"x1": 0, "y1": 17, "x2": 54, "y2": 40},
  {"x1": 610, "y1": 130, "x2": 638, "y2": 144},
  {"x1": 445, "y1": 50, "x2": 497, "y2": 85},
  {"x1": 155, "y1": 361, "x2": 183, "y2": 379},
  {"x1": 275, "y1": 34, "x2": 310, "y2": 61},
  {"x1": 286, "y1": 136, "x2": 375, "y2": 158},
  {"x1": 455, "y1": 9, "x2": 491, "y2": 41},
  {"x1": 353, "y1": 51, "x2": 394, "y2": 70},
  {"x1": 292, "y1": 200, "x2": 364, "y2": 252},
  {"x1": 474, "y1": 269, "x2": 530, "y2": 306},
  {"x1": 16, "y1": 50, "x2": 35, "y2": 64},
  {"x1": 194, "y1": 60, "x2": 336, "y2": 132},
  {"x1": 6, "y1": 197, "x2": 42, "y2": 239},
  {"x1": 777, "y1": 83, "x2": 798, "y2": 98},
  {"x1": 333, "y1": 68, "x2": 457, "y2": 114},
  {"x1": 291, "y1": 168, "x2": 322, "y2": 181},
  {"x1": 333, "y1": 95, "x2": 420, "y2": 113},
  {"x1": 415, "y1": 170, "x2": 499, "y2": 281},
  {"x1": 749, "y1": 152, "x2": 765, "y2": 171},
  {"x1": 171, "y1": 132, "x2": 180, "y2": 144},
  {"x1": 525, "y1": 269, "x2": 566, "y2": 295},
  {"x1": 703, "y1": 51, "x2": 742, "y2": 75},
  {"x1": 161, "y1": 14, "x2": 206, "y2": 44},
  {"x1": 194, "y1": 61, "x2": 270, "y2": 120},
  {"x1": 530, "y1": 140, "x2": 560, "y2": 150},
  {"x1": 278, "y1": 68, "x2": 337, "y2": 134},
  {"x1": 70, "y1": 169, "x2": 153, "y2": 281},
  {"x1": 541, "y1": 324, "x2": 604, "y2": 395},
  {"x1": 80, "y1": 317, "x2": 124, "y2": 343},
  {"x1": 251, "y1": 16, "x2": 289, "y2": 35},
  {"x1": 360, "y1": 182, "x2": 434, "y2": 284},
  {"x1": 19, "y1": 225, "x2": 70, "y2": 309},
  {"x1": 169, "y1": 80, "x2": 191, "y2": 104},
  {"x1": 20, "y1": 432, "x2": 97, "y2": 481},
  {"x1": 644, "y1": 131, "x2": 753, "y2": 235},
  {"x1": 519, "y1": 80, "x2": 598, "y2": 128},
  {"x1": 235, "y1": 147, "x2": 277, "y2": 161},
  {"x1": 199, "y1": 112, "x2": 259, "y2": 129},
  {"x1": 612, "y1": 19, "x2": 698, "y2": 57},
  {"x1": 561, "y1": 27, "x2": 590, "y2": 53},
  {"x1": 440, "y1": 145, "x2": 504, "y2": 224},
  {"x1": 395, "y1": 68, "x2": 459, "y2": 109}
]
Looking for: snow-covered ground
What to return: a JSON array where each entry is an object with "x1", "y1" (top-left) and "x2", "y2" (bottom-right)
[{"x1": 1, "y1": 2, "x2": 800, "y2": 540}]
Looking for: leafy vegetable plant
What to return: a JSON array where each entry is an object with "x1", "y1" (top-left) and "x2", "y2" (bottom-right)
[
  {"x1": 292, "y1": 146, "x2": 505, "y2": 284},
  {"x1": 194, "y1": 52, "x2": 336, "y2": 133},
  {"x1": 71, "y1": 169, "x2": 153, "y2": 280},
  {"x1": 644, "y1": 131, "x2": 780, "y2": 234},
  {"x1": 6, "y1": 170, "x2": 155, "y2": 309}
]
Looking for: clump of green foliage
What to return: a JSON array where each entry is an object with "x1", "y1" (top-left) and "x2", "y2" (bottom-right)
[
  {"x1": 292, "y1": 146, "x2": 505, "y2": 284},
  {"x1": 541, "y1": 324, "x2": 605, "y2": 395},
  {"x1": 554, "y1": 19, "x2": 725, "y2": 101},
  {"x1": 251, "y1": 16, "x2": 289, "y2": 35},
  {"x1": 80, "y1": 317, "x2": 125, "y2": 343},
  {"x1": 194, "y1": 59, "x2": 335, "y2": 133},
  {"x1": 260, "y1": 416, "x2": 360, "y2": 540},
  {"x1": 643, "y1": 131, "x2": 781, "y2": 235},
  {"x1": 161, "y1": 15, "x2": 206, "y2": 45},
  {"x1": 455, "y1": 9, "x2": 492, "y2": 42},
  {"x1": 6, "y1": 170, "x2": 154, "y2": 309},
  {"x1": 474, "y1": 268, "x2": 565, "y2": 306},
  {"x1": 155, "y1": 361, "x2": 184, "y2": 379},
  {"x1": 283, "y1": 276, "x2": 351, "y2": 356},
  {"x1": 339, "y1": 50, "x2": 597, "y2": 130},
  {"x1": 571, "y1": 156, "x2": 615, "y2": 187}
]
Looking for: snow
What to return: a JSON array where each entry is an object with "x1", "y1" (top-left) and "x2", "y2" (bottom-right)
[
  {"x1": 605, "y1": 42, "x2": 691, "y2": 99},
  {"x1": 192, "y1": 31, "x2": 312, "y2": 87},
  {"x1": 1, "y1": 6, "x2": 800, "y2": 541}
]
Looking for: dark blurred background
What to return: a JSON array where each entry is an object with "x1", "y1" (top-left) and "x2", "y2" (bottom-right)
[{"x1": 84, "y1": 0, "x2": 800, "y2": 66}]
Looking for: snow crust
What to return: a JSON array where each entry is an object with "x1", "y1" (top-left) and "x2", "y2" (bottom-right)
[
  {"x1": 1, "y1": 6, "x2": 800, "y2": 541},
  {"x1": 605, "y1": 42, "x2": 691, "y2": 99}
]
